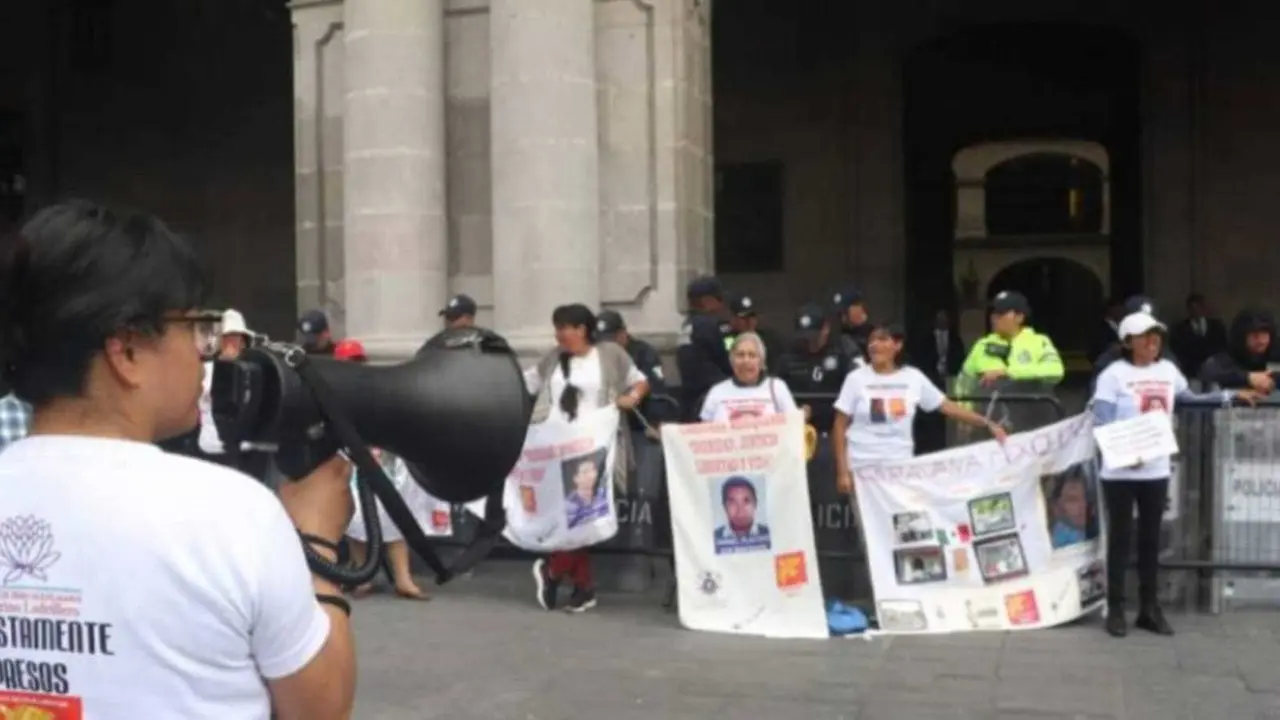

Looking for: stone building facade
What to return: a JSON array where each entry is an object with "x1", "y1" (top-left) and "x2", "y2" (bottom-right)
[
  {"x1": 292, "y1": 0, "x2": 712, "y2": 358},
  {"x1": 291, "y1": 0, "x2": 1280, "y2": 364},
  {"x1": 4, "y1": 1, "x2": 1280, "y2": 363}
]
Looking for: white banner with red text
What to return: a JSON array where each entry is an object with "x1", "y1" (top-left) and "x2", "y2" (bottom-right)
[
  {"x1": 856, "y1": 413, "x2": 1106, "y2": 633},
  {"x1": 662, "y1": 411, "x2": 829, "y2": 640},
  {"x1": 501, "y1": 408, "x2": 620, "y2": 552}
]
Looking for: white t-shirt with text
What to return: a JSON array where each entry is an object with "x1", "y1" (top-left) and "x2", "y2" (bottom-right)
[
  {"x1": 0, "y1": 436, "x2": 330, "y2": 718},
  {"x1": 523, "y1": 347, "x2": 646, "y2": 424},
  {"x1": 834, "y1": 365, "x2": 946, "y2": 463},
  {"x1": 1091, "y1": 358, "x2": 1187, "y2": 481},
  {"x1": 699, "y1": 377, "x2": 798, "y2": 423}
]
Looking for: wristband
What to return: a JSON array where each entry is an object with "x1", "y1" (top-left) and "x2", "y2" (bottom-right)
[
  {"x1": 300, "y1": 533, "x2": 341, "y2": 554},
  {"x1": 316, "y1": 593, "x2": 352, "y2": 617}
]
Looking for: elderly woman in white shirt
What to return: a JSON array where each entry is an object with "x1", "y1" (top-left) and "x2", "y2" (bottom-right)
[
  {"x1": 699, "y1": 332, "x2": 798, "y2": 422},
  {"x1": 1091, "y1": 311, "x2": 1256, "y2": 638}
]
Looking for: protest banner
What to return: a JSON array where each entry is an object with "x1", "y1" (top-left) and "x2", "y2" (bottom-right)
[
  {"x1": 662, "y1": 411, "x2": 828, "y2": 639},
  {"x1": 501, "y1": 408, "x2": 621, "y2": 552},
  {"x1": 856, "y1": 413, "x2": 1105, "y2": 633},
  {"x1": 348, "y1": 452, "x2": 454, "y2": 541}
]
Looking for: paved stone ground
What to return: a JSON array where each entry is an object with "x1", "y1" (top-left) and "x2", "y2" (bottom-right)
[{"x1": 349, "y1": 560, "x2": 1280, "y2": 720}]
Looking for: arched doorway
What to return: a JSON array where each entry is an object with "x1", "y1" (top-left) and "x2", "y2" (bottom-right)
[
  {"x1": 986, "y1": 257, "x2": 1106, "y2": 355},
  {"x1": 902, "y1": 23, "x2": 1142, "y2": 351}
]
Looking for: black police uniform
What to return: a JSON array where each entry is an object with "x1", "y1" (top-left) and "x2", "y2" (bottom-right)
[
  {"x1": 597, "y1": 311, "x2": 675, "y2": 430},
  {"x1": 676, "y1": 277, "x2": 733, "y2": 420},
  {"x1": 776, "y1": 304, "x2": 864, "y2": 434}
]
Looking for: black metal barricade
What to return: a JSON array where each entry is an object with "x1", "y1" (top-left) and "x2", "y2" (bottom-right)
[{"x1": 1158, "y1": 399, "x2": 1280, "y2": 613}]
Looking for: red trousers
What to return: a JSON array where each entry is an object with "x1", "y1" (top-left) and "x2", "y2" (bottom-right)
[{"x1": 547, "y1": 550, "x2": 593, "y2": 589}]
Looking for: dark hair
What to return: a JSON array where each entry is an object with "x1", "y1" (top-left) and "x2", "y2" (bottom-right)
[
  {"x1": 0, "y1": 200, "x2": 208, "y2": 404},
  {"x1": 868, "y1": 322, "x2": 907, "y2": 367},
  {"x1": 551, "y1": 303, "x2": 597, "y2": 422},
  {"x1": 721, "y1": 476, "x2": 757, "y2": 505}
]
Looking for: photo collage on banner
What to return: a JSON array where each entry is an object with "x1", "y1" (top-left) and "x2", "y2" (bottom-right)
[
  {"x1": 501, "y1": 408, "x2": 621, "y2": 552},
  {"x1": 857, "y1": 414, "x2": 1107, "y2": 634},
  {"x1": 662, "y1": 411, "x2": 829, "y2": 640}
]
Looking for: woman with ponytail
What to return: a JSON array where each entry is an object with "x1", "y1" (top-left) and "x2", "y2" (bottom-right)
[{"x1": 523, "y1": 304, "x2": 649, "y2": 612}]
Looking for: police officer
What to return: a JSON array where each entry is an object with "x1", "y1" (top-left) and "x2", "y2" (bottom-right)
[
  {"x1": 958, "y1": 290, "x2": 1065, "y2": 392},
  {"x1": 776, "y1": 304, "x2": 863, "y2": 434},
  {"x1": 597, "y1": 310, "x2": 675, "y2": 429},
  {"x1": 676, "y1": 276, "x2": 733, "y2": 419},
  {"x1": 832, "y1": 286, "x2": 873, "y2": 357},
  {"x1": 1091, "y1": 295, "x2": 1177, "y2": 384},
  {"x1": 726, "y1": 292, "x2": 785, "y2": 366},
  {"x1": 298, "y1": 309, "x2": 336, "y2": 356},
  {"x1": 439, "y1": 293, "x2": 478, "y2": 330}
]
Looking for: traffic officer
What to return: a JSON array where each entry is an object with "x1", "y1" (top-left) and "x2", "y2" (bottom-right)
[
  {"x1": 726, "y1": 292, "x2": 785, "y2": 366},
  {"x1": 776, "y1": 304, "x2": 864, "y2": 434},
  {"x1": 958, "y1": 290, "x2": 1065, "y2": 391},
  {"x1": 832, "y1": 286, "x2": 873, "y2": 357},
  {"x1": 1091, "y1": 294, "x2": 1178, "y2": 383},
  {"x1": 597, "y1": 310, "x2": 675, "y2": 429},
  {"x1": 676, "y1": 275, "x2": 733, "y2": 418},
  {"x1": 439, "y1": 293, "x2": 478, "y2": 330}
]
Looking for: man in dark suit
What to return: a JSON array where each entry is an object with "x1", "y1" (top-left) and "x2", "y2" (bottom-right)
[
  {"x1": 913, "y1": 309, "x2": 966, "y2": 453},
  {"x1": 1169, "y1": 293, "x2": 1228, "y2": 379},
  {"x1": 1089, "y1": 296, "x2": 1126, "y2": 366}
]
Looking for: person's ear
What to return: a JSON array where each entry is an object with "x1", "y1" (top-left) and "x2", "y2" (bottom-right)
[{"x1": 102, "y1": 334, "x2": 147, "y2": 389}]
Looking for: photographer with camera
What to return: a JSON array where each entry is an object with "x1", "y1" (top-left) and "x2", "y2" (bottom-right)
[{"x1": 0, "y1": 201, "x2": 355, "y2": 718}]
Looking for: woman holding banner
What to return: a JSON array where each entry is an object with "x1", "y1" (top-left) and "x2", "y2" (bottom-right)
[
  {"x1": 698, "y1": 332, "x2": 798, "y2": 422},
  {"x1": 525, "y1": 304, "x2": 649, "y2": 613},
  {"x1": 1092, "y1": 311, "x2": 1257, "y2": 638},
  {"x1": 832, "y1": 323, "x2": 1007, "y2": 494}
]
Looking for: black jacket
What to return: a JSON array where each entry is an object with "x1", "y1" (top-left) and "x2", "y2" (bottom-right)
[
  {"x1": 1199, "y1": 308, "x2": 1279, "y2": 389},
  {"x1": 676, "y1": 312, "x2": 732, "y2": 419},
  {"x1": 776, "y1": 334, "x2": 863, "y2": 433},
  {"x1": 616, "y1": 337, "x2": 677, "y2": 431}
]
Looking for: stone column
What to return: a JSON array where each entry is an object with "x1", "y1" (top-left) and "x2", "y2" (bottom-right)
[
  {"x1": 343, "y1": 0, "x2": 447, "y2": 358},
  {"x1": 490, "y1": 0, "x2": 602, "y2": 347}
]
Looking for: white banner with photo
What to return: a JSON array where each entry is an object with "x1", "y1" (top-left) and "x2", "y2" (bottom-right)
[
  {"x1": 347, "y1": 452, "x2": 455, "y2": 541},
  {"x1": 662, "y1": 411, "x2": 828, "y2": 640},
  {"x1": 501, "y1": 408, "x2": 620, "y2": 552},
  {"x1": 856, "y1": 414, "x2": 1106, "y2": 634}
]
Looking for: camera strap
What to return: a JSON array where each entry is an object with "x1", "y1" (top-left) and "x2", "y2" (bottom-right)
[{"x1": 291, "y1": 355, "x2": 508, "y2": 585}]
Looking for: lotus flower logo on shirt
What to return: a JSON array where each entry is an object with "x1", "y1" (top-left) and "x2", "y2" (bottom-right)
[{"x1": 0, "y1": 515, "x2": 62, "y2": 586}]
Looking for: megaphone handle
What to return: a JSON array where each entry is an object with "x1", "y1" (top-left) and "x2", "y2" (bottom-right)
[{"x1": 291, "y1": 357, "x2": 454, "y2": 585}]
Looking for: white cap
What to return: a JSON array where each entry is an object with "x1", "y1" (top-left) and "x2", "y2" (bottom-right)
[
  {"x1": 221, "y1": 309, "x2": 250, "y2": 337},
  {"x1": 1118, "y1": 312, "x2": 1166, "y2": 340}
]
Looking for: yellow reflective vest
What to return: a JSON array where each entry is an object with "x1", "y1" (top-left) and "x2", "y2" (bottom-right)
[{"x1": 957, "y1": 327, "x2": 1065, "y2": 394}]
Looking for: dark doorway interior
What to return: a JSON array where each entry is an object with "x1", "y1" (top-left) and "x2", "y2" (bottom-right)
[{"x1": 902, "y1": 23, "x2": 1143, "y2": 349}]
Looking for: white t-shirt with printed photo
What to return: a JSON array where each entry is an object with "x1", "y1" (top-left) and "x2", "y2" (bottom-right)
[
  {"x1": 0, "y1": 435, "x2": 330, "y2": 718},
  {"x1": 699, "y1": 377, "x2": 798, "y2": 423},
  {"x1": 523, "y1": 347, "x2": 646, "y2": 424},
  {"x1": 1091, "y1": 358, "x2": 1187, "y2": 481},
  {"x1": 833, "y1": 365, "x2": 946, "y2": 463}
]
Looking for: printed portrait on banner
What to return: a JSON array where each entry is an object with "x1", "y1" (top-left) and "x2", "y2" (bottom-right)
[
  {"x1": 712, "y1": 475, "x2": 772, "y2": 555},
  {"x1": 1040, "y1": 463, "x2": 1099, "y2": 550},
  {"x1": 561, "y1": 447, "x2": 609, "y2": 530}
]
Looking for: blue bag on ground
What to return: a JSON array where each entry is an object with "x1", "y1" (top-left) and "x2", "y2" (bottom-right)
[{"x1": 826, "y1": 598, "x2": 868, "y2": 636}]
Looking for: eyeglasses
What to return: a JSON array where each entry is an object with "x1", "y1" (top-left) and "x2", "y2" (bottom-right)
[{"x1": 163, "y1": 311, "x2": 224, "y2": 360}]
